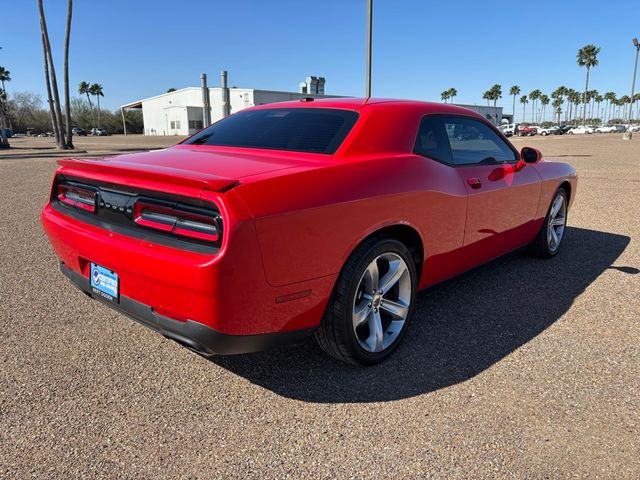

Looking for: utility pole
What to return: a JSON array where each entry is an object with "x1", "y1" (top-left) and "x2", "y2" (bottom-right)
[
  {"x1": 623, "y1": 38, "x2": 639, "y2": 140},
  {"x1": 365, "y1": 0, "x2": 373, "y2": 98}
]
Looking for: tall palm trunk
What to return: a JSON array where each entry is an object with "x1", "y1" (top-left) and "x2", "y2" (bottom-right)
[
  {"x1": 522, "y1": 103, "x2": 526, "y2": 123},
  {"x1": 582, "y1": 67, "x2": 590, "y2": 125},
  {"x1": 38, "y1": 0, "x2": 66, "y2": 149},
  {"x1": 63, "y1": 0, "x2": 73, "y2": 148},
  {"x1": 96, "y1": 94, "x2": 101, "y2": 128},
  {"x1": 0, "y1": 98, "x2": 8, "y2": 148},
  {"x1": 40, "y1": 31, "x2": 59, "y2": 142},
  {"x1": 512, "y1": 95, "x2": 516, "y2": 122}
]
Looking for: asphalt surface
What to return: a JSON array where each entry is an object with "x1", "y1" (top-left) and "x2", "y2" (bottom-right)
[{"x1": 1, "y1": 134, "x2": 639, "y2": 478}]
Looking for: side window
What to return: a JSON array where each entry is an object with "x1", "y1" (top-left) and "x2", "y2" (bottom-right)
[
  {"x1": 443, "y1": 117, "x2": 516, "y2": 165},
  {"x1": 414, "y1": 116, "x2": 453, "y2": 165}
]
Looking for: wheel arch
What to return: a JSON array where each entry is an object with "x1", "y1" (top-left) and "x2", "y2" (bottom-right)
[
  {"x1": 343, "y1": 223, "x2": 425, "y2": 285},
  {"x1": 558, "y1": 180, "x2": 572, "y2": 202}
]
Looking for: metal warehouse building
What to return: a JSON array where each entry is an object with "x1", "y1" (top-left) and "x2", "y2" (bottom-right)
[
  {"x1": 121, "y1": 73, "x2": 337, "y2": 136},
  {"x1": 121, "y1": 72, "x2": 511, "y2": 136}
]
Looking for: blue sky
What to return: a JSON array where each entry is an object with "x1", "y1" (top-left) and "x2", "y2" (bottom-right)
[{"x1": 2, "y1": 0, "x2": 640, "y2": 113}]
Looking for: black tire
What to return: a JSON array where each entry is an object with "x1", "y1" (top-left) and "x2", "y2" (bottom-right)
[
  {"x1": 529, "y1": 189, "x2": 568, "y2": 258},
  {"x1": 315, "y1": 237, "x2": 417, "y2": 366}
]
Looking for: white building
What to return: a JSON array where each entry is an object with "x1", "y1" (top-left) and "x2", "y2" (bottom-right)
[{"x1": 121, "y1": 76, "x2": 337, "y2": 136}]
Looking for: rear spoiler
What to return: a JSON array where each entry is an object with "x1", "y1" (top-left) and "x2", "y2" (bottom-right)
[{"x1": 56, "y1": 157, "x2": 240, "y2": 192}]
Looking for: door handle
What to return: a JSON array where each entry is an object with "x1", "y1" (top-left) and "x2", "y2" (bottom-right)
[{"x1": 467, "y1": 177, "x2": 482, "y2": 189}]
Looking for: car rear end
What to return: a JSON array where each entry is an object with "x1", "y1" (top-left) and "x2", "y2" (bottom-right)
[{"x1": 41, "y1": 157, "x2": 320, "y2": 355}]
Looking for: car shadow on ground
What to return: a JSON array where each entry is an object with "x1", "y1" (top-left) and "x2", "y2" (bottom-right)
[{"x1": 211, "y1": 227, "x2": 631, "y2": 403}]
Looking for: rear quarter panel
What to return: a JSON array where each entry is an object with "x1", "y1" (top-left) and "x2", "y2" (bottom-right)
[{"x1": 235, "y1": 154, "x2": 468, "y2": 288}]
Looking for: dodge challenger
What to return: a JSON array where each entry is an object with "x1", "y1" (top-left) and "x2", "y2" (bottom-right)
[{"x1": 41, "y1": 98, "x2": 577, "y2": 365}]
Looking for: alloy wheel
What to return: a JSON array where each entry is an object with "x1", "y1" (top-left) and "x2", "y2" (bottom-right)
[
  {"x1": 351, "y1": 252, "x2": 412, "y2": 353},
  {"x1": 547, "y1": 194, "x2": 567, "y2": 252}
]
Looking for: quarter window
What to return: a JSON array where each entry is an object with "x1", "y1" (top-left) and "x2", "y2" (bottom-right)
[
  {"x1": 443, "y1": 117, "x2": 516, "y2": 165},
  {"x1": 414, "y1": 116, "x2": 453, "y2": 164}
]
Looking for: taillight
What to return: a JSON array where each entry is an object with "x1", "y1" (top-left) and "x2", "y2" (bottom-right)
[
  {"x1": 133, "y1": 201, "x2": 220, "y2": 242},
  {"x1": 57, "y1": 184, "x2": 96, "y2": 212}
]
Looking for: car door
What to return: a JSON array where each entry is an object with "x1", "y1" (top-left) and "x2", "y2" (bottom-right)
[{"x1": 442, "y1": 116, "x2": 542, "y2": 267}]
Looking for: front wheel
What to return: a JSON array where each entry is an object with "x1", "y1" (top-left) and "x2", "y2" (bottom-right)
[
  {"x1": 529, "y1": 189, "x2": 568, "y2": 258},
  {"x1": 315, "y1": 238, "x2": 417, "y2": 365}
]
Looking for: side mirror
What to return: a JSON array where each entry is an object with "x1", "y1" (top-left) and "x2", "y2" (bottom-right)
[{"x1": 521, "y1": 147, "x2": 542, "y2": 164}]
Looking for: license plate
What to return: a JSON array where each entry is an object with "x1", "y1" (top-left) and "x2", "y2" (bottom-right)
[{"x1": 90, "y1": 263, "x2": 119, "y2": 303}]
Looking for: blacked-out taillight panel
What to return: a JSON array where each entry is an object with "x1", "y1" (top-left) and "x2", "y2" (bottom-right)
[{"x1": 51, "y1": 178, "x2": 223, "y2": 252}]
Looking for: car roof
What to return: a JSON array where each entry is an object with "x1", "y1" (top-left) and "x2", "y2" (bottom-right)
[{"x1": 249, "y1": 97, "x2": 486, "y2": 118}]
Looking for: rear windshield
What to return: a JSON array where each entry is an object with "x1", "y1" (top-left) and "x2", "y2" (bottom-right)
[{"x1": 183, "y1": 108, "x2": 359, "y2": 154}]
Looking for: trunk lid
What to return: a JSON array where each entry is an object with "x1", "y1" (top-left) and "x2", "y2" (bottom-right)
[{"x1": 57, "y1": 145, "x2": 310, "y2": 192}]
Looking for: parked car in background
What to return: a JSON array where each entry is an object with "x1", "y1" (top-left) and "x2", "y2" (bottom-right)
[
  {"x1": 72, "y1": 127, "x2": 87, "y2": 136},
  {"x1": 567, "y1": 126, "x2": 594, "y2": 135},
  {"x1": 41, "y1": 98, "x2": 577, "y2": 365},
  {"x1": 535, "y1": 126, "x2": 558, "y2": 136},
  {"x1": 500, "y1": 124, "x2": 516, "y2": 137},
  {"x1": 91, "y1": 128, "x2": 109, "y2": 136},
  {"x1": 516, "y1": 125, "x2": 537, "y2": 136},
  {"x1": 554, "y1": 126, "x2": 573, "y2": 135},
  {"x1": 595, "y1": 125, "x2": 616, "y2": 133},
  {"x1": 628, "y1": 125, "x2": 640, "y2": 132}
]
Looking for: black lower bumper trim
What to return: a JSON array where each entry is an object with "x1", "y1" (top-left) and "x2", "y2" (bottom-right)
[{"x1": 60, "y1": 262, "x2": 314, "y2": 356}]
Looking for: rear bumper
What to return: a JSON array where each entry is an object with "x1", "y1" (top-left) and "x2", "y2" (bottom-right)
[{"x1": 61, "y1": 262, "x2": 315, "y2": 355}]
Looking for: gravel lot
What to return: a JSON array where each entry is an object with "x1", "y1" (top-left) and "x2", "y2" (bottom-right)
[{"x1": 1, "y1": 134, "x2": 638, "y2": 478}]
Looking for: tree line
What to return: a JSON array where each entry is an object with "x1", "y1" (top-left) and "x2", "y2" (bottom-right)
[
  {"x1": 440, "y1": 44, "x2": 640, "y2": 125},
  {"x1": 4, "y1": 91, "x2": 142, "y2": 135}
]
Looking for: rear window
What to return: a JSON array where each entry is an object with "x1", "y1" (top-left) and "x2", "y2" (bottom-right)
[{"x1": 183, "y1": 108, "x2": 359, "y2": 154}]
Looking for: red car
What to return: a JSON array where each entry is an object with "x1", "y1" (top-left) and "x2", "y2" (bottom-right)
[{"x1": 41, "y1": 98, "x2": 577, "y2": 365}]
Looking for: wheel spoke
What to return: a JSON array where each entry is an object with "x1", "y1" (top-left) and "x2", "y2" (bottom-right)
[
  {"x1": 353, "y1": 302, "x2": 372, "y2": 328},
  {"x1": 378, "y1": 259, "x2": 406, "y2": 294},
  {"x1": 366, "y1": 309, "x2": 384, "y2": 353},
  {"x1": 380, "y1": 298, "x2": 408, "y2": 320},
  {"x1": 552, "y1": 216, "x2": 565, "y2": 227},
  {"x1": 550, "y1": 226, "x2": 559, "y2": 247},
  {"x1": 550, "y1": 196, "x2": 563, "y2": 218},
  {"x1": 365, "y1": 261, "x2": 379, "y2": 291}
]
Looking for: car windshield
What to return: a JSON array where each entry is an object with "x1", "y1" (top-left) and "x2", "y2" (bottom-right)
[{"x1": 183, "y1": 107, "x2": 359, "y2": 155}]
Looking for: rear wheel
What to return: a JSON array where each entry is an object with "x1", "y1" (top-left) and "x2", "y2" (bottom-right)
[
  {"x1": 530, "y1": 189, "x2": 568, "y2": 258},
  {"x1": 315, "y1": 238, "x2": 417, "y2": 366}
]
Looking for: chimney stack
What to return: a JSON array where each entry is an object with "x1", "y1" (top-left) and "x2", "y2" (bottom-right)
[
  {"x1": 201, "y1": 73, "x2": 211, "y2": 127},
  {"x1": 221, "y1": 70, "x2": 230, "y2": 118}
]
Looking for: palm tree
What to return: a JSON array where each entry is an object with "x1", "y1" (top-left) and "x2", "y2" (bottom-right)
[
  {"x1": 447, "y1": 88, "x2": 457, "y2": 104},
  {"x1": 483, "y1": 90, "x2": 491, "y2": 106},
  {"x1": 577, "y1": 44, "x2": 601, "y2": 125},
  {"x1": 520, "y1": 95, "x2": 528, "y2": 123},
  {"x1": 63, "y1": 0, "x2": 73, "y2": 148},
  {"x1": 509, "y1": 85, "x2": 520, "y2": 121},
  {"x1": 38, "y1": 0, "x2": 67, "y2": 149},
  {"x1": 552, "y1": 86, "x2": 567, "y2": 123},
  {"x1": 588, "y1": 89, "x2": 598, "y2": 120},
  {"x1": 90, "y1": 83, "x2": 104, "y2": 128},
  {"x1": 633, "y1": 93, "x2": 640, "y2": 122},
  {"x1": 595, "y1": 94, "x2": 603, "y2": 123},
  {"x1": 0, "y1": 66, "x2": 10, "y2": 148},
  {"x1": 0, "y1": 91, "x2": 8, "y2": 148},
  {"x1": 529, "y1": 89, "x2": 541, "y2": 123},
  {"x1": 619, "y1": 95, "x2": 631, "y2": 120},
  {"x1": 488, "y1": 84, "x2": 502, "y2": 125},
  {"x1": 552, "y1": 97, "x2": 563, "y2": 124},
  {"x1": 0, "y1": 66, "x2": 11, "y2": 93},
  {"x1": 604, "y1": 91, "x2": 616, "y2": 124},
  {"x1": 570, "y1": 90, "x2": 582, "y2": 122},
  {"x1": 78, "y1": 81, "x2": 94, "y2": 127},
  {"x1": 78, "y1": 81, "x2": 92, "y2": 108},
  {"x1": 440, "y1": 90, "x2": 450, "y2": 103},
  {"x1": 539, "y1": 94, "x2": 550, "y2": 123}
]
